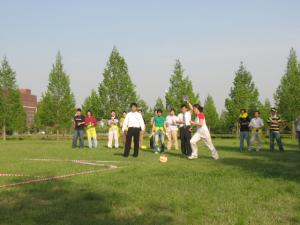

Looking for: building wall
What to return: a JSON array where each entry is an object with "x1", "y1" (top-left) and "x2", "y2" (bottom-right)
[{"x1": 19, "y1": 89, "x2": 37, "y2": 127}]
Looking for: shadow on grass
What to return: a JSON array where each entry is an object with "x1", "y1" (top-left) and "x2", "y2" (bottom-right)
[
  {"x1": 0, "y1": 180, "x2": 174, "y2": 225},
  {"x1": 219, "y1": 152, "x2": 300, "y2": 183},
  {"x1": 215, "y1": 144, "x2": 300, "y2": 154}
]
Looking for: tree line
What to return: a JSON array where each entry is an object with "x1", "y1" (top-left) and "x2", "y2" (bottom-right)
[{"x1": 0, "y1": 47, "x2": 299, "y2": 139}]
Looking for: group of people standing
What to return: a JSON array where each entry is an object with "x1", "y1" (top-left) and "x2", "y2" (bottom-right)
[
  {"x1": 239, "y1": 107, "x2": 300, "y2": 152},
  {"x1": 72, "y1": 101, "x2": 300, "y2": 159},
  {"x1": 72, "y1": 99, "x2": 219, "y2": 160},
  {"x1": 149, "y1": 101, "x2": 219, "y2": 160},
  {"x1": 72, "y1": 109, "x2": 98, "y2": 149}
]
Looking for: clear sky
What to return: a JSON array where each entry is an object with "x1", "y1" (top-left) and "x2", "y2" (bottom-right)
[{"x1": 1, "y1": 0, "x2": 300, "y2": 112}]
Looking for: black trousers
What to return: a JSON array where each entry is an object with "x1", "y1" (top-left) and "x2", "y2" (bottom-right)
[
  {"x1": 124, "y1": 127, "x2": 141, "y2": 157},
  {"x1": 180, "y1": 126, "x2": 192, "y2": 156}
]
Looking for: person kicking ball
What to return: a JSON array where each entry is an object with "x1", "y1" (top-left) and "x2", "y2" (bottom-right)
[{"x1": 187, "y1": 100, "x2": 219, "y2": 160}]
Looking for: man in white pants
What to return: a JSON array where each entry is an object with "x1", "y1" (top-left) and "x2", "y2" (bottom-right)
[
  {"x1": 249, "y1": 111, "x2": 264, "y2": 151},
  {"x1": 188, "y1": 101, "x2": 219, "y2": 160},
  {"x1": 108, "y1": 110, "x2": 119, "y2": 148}
]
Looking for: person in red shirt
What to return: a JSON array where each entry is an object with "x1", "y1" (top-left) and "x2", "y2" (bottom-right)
[
  {"x1": 85, "y1": 110, "x2": 98, "y2": 149},
  {"x1": 187, "y1": 101, "x2": 219, "y2": 160}
]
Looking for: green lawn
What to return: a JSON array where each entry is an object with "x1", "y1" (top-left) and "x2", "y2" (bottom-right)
[{"x1": 0, "y1": 138, "x2": 299, "y2": 225}]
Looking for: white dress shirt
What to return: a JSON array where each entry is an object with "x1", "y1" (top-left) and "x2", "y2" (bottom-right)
[
  {"x1": 249, "y1": 117, "x2": 264, "y2": 129},
  {"x1": 177, "y1": 111, "x2": 191, "y2": 127},
  {"x1": 122, "y1": 112, "x2": 145, "y2": 131}
]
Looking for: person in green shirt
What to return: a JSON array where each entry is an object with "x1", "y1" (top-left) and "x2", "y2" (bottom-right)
[{"x1": 153, "y1": 109, "x2": 167, "y2": 153}]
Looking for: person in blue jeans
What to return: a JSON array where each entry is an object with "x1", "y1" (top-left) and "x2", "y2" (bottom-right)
[
  {"x1": 153, "y1": 109, "x2": 167, "y2": 153},
  {"x1": 72, "y1": 108, "x2": 85, "y2": 148},
  {"x1": 239, "y1": 109, "x2": 250, "y2": 152},
  {"x1": 267, "y1": 108, "x2": 284, "y2": 152}
]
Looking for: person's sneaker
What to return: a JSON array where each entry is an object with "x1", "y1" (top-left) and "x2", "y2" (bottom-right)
[
  {"x1": 188, "y1": 155, "x2": 197, "y2": 160},
  {"x1": 212, "y1": 152, "x2": 219, "y2": 160}
]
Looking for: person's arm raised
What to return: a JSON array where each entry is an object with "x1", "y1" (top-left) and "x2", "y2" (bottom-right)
[{"x1": 187, "y1": 101, "x2": 193, "y2": 111}]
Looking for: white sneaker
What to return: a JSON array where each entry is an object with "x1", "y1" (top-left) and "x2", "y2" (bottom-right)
[
  {"x1": 188, "y1": 155, "x2": 198, "y2": 160},
  {"x1": 212, "y1": 152, "x2": 219, "y2": 160}
]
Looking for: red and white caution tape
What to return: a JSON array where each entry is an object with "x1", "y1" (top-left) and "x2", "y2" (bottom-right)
[
  {"x1": 0, "y1": 158, "x2": 120, "y2": 189},
  {"x1": 0, "y1": 173, "x2": 29, "y2": 177},
  {"x1": 0, "y1": 167, "x2": 117, "y2": 189}
]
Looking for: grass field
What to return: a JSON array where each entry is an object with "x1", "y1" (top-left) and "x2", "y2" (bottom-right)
[{"x1": 0, "y1": 138, "x2": 299, "y2": 225}]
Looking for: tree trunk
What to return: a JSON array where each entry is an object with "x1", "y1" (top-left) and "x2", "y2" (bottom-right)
[
  {"x1": 292, "y1": 122, "x2": 296, "y2": 139},
  {"x1": 56, "y1": 129, "x2": 59, "y2": 140},
  {"x1": 236, "y1": 122, "x2": 239, "y2": 138},
  {"x1": 2, "y1": 125, "x2": 6, "y2": 141}
]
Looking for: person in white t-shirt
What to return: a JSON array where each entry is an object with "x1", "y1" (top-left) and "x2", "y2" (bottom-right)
[
  {"x1": 107, "y1": 110, "x2": 119, "y2": 149},
  {"x1": 188, "y1": 101, "x2": 219, "y2": 160},
  {"x1": 249, "y1": 111, "x2": 264, "y2": 151},
  {"x1": 165, "y1": 108, "x2": 179, "y2": 150}
]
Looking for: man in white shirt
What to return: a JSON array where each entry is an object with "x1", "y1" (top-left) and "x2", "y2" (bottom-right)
[
  {"x1": 249, "y1": 111, "x2": 264, "y2": 151},
  {"x1": 165, "y1": 108, "x2": 179, "y2": 150},
  {"x1": 122, "y1": 103, "x2": 145, "y2": 157},
  {"x1": 177, "y1": 104, "x2": 192, "y2": 156}
]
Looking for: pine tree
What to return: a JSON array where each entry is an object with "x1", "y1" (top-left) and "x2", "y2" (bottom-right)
[
  {"x1": 217, "y1": 110, "x2": 230, "y2": 134},
  {"x1": 137, "y1": 98, "x2": 151, "y2": 123},
  {"x1": 275, "y1": 48, "x2": 300, "y2": 126},
  {"x1": 203, "y1": 95, "x2": 219, "y2": 132},
  {"x1": 225, "y1": 62, "x2": 260, "y2": 128},
  {"x1": 35, "y1": 52, "x2": 75, "y2": 133},
  {"x1": 82, "y1": 89, "x2": 100, "y2": 119},
  {"x1": 98, "y1": 47, "x2": 139, "y2": 118},
  {"x1": 259, "y1": 99, "x2": 271, "y2": 130},
  {"x1": 0, "y1": 57, "x2": 26, "y2": 140},
  {"x1": 165, "y1": 60, "x2": 200, "y2": 112},
  {"x1": 34, "y1": 93, "x2": 52, "y2": 130},
  {"x1": 154, "y1": 97, "x2": 165, "y2": 111}
]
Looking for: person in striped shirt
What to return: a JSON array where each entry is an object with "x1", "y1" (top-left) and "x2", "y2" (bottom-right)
[{"x1": 267, "y1": 108, "x2": 284, "y2": 152}]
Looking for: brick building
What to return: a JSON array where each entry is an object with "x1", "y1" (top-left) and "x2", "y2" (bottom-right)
[{"x1": 19, "y1": 89, "x2": 37, "y2": 127}]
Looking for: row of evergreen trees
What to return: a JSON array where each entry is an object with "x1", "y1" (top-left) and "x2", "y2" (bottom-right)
[{"x1": 1, "y1": 47, "x2": 299, "y2": 139}]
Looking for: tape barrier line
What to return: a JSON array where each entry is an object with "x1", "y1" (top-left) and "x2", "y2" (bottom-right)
[
  {"x1": 0, "y1": 167, "x2": 118, "y2": 189},
  {"x1": 0, "y1": 173, "x2": 38, "y2": 177},
  {"x1": 25, "y1": 159, "x2": 119, "y2": 168},
  {"x1": 25, "y1": 159, "x2": 122, "y2": 163},
  {"x1": 0, "y1": 158, "x2": 121, "y2": 189}
]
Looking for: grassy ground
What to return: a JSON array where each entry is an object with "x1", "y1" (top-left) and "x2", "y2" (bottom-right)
[{"x1": 0, "y1": 138, "x2": 299, "y2": 225}]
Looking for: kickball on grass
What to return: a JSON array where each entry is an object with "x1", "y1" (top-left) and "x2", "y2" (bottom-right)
[{"x1": 159, "y1": 155, "x2": 168, "y2": 163}]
